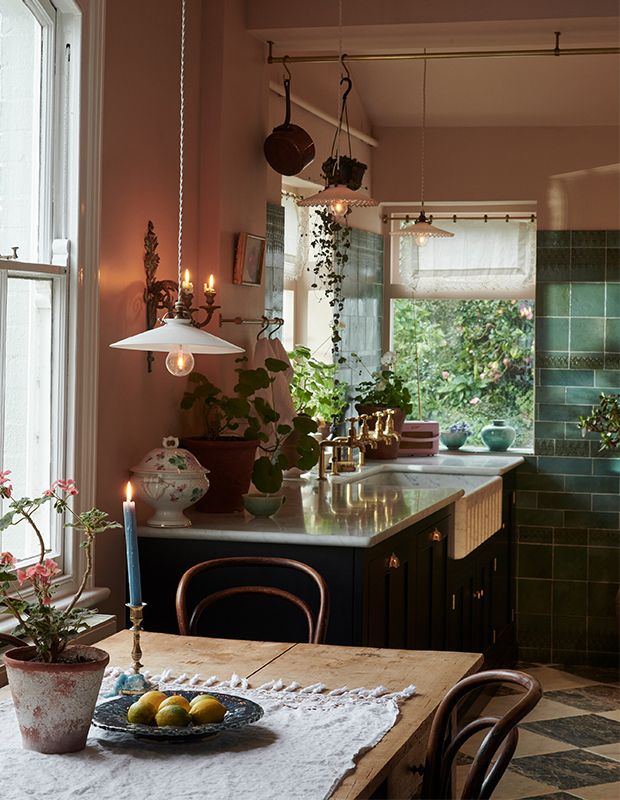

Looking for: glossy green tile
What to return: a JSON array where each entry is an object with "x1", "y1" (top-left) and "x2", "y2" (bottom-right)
[
  {"x1": 540, "y1": 369, "x2": 593, "y2": 386},
  {"x1": 570, "y1": 318, "x2": 605, "y2": 352},
  {"x1": 593, "y1": 493, "x2": 620, "y2": 512},
  {"x1": 565, "y1": 475, "x2": 619, "y2": 494},
  {"x1": 516, "y1": 473, "x2": 564, "y2": 492},
  {"x1": 605, "y1": 231, "x2": 620, "y2": 247},
  {"x1": 588, "y1": 583, "x2": 619, "y2": 617},
  {"x1": 553, "y1": 615, "x2": 587, "y2": 650},
  {"x1": 589, "y1": 529, "x2": 620, "y2": 547},
  {"x1": 537, "y1": 247, "x2": 570, "y2": 268},
  {"x1": 537, "y1": 353, "x2": 569, "y2": 369},
  {"x1": 518, "y1": 544, "x2": 552, "y2": 578},
  {"x1": 517, "y1": 613, "x2": 552, "y2": 648},
  {"x1": 566, "y1": 510, "x2": 619, "y2": 530},
  {"x1": 589, "y1": 547, "x2": 620, "y2": 582},
  {"x1": 553, "y1": 580, "x2": 587, "y2": 617},
  {"x1": 537, "y1": 492, "x2": 591, "y2": 510},
  {"x1": 606, "y1": 283, "x2": 620, "y2": 316},
  {"x1": 516, "y1": 508, "x2": 564, "y2": 527},
  {"x1": 535, "y1": 439, "x2": 555, "y2": 455},
  {"x1": 537, "y1": 283, "x2": 570, "y2": 317},
  {"x1": 593, "y1": 458, "x2": 620, "y2": 476},
  {"x1": 536, "y1": 403, "x2": 591, "y2": 423},
  {"x1": 554, "y1": 528, "x2": 588, "y2": 546},
  {"x1": 605, "y1": 319, "x2": 620, "y2": 353},
  {"x1": 588, "y1": 616, "x2": 619, "y2": 653},
  {"x1": 537, "y1": 456, "x2": 593, "y2": 475},
  {"x1": 537, "y1": 231, "x2": 570, "y2": 247},
  {"x1": 519, "y1": 646, "x2": 552, "y2": 663},
  {"x1": 536, "y1": 386, "x2": 566, "y2": 403},
  {"x1": 516, "y1": 490, "x2": 538, "y2": 509},
  {"x1": 554, "y1": 440, "x2": 591, "y2": 458},
  {"x1": 565, "y1": 387, "x2": 609, "y2": 405},
  {"x1": 594, "y1": 369, "x2": 620, "y2": 388},
  {"x1": 517, "y1": 526, "x2": 553, "y2": 544},
  {"x1": 538, "y1": 317, "x2": 569, "y2": 351},
  {"x1": 554, "y1": 649, "x2": 588, "y2": 665},
  {"x1": 554, "y1": 546, "x2": 588, "y2": 580},
  {"x1": 571, "y1": 231, "x2": 607, "y2": 248},
  {"x1": 532, "y1": 421, "x2": 565, "y2": 439},
  {"x1": 605, "y1": 353, "x2": 620, "y2": 370},
  {"x1": 569, "y1": 353, "x2": 605, "y2": 370},
  {"x1": 571, "y1": 248, "x2": 606, "y2": 282},
  {"x1": 518, "y1": 579, "x2": 552, "y2": 614},
  {"x1": 570, "y1": 283, "x2": 606, "y2": 317}
]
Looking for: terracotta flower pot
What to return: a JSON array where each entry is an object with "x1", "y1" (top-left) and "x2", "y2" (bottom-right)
[
  {"x1": 355, "y1": 404, "x2": 407, "y2": 460},
  {"x1": 3, "y1": 644, "x2": 109, "y2": 753},
  {"x1": 181, "y1": 436, "x2": 258, "y2": 513}
]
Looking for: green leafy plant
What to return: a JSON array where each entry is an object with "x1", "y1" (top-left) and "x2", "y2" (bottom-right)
[
  {"x1": 0, "y1": 474, "x2": 120, "y2": 662},
  {"x1": 578, "y1": 393, "x2": 620, "y2": 450},
  {"x1": 352, "y1": 352, "x2": 413, "y2": 415},
  {"x1": 180, "y1": 358, "x2": 320, "y2": 494},
  {"x1": 288, "y1": 345, "x2": 348, "y2": 425}
]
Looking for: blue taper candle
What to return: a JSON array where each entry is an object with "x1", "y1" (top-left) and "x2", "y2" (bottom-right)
[{"x1": 123, "y1": 481, "x2": 142, "y2": 607}]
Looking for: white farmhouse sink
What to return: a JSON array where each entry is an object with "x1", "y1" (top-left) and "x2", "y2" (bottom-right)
[{"x1": 338, "y1": 467, "x2": 503, "y2": 559}]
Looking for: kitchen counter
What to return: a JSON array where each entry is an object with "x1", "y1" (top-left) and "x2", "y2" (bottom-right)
[{"x1": 137, "y1": 453, "x2": 523, "y2": 549}]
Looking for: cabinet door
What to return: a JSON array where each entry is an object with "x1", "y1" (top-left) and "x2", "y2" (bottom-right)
[
  {"x1": 366, "y1": 541, "x2": 411, "y2": 649},
  {"x1": 447, "y1": 559, "x2": 474, "y2": 653},
  {"x1": 411, "y1": 518, "x2": 449, "y2": 650}
]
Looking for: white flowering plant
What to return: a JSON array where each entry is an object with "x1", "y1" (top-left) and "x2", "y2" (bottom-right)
[{"x1": 351, "y1": 352, "x2": 413, "y2": 415}]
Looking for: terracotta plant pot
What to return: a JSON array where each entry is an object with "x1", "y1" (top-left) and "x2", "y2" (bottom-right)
[
  {"x1": 3, "y1": 644, "x2": 109, "y2": 753},
  {"x1": 355, "y1": 404, "x2": 407, "y2": 460},
  {"x1": 181, "y1": 436, "x2": 258, "y2": 513}
]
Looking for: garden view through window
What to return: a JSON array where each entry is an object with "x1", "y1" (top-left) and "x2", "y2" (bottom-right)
[{"x1": 391, "y1": 298, "x2": 535, "y2": 448}]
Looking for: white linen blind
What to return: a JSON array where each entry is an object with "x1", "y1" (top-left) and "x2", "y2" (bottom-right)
[{"x1": 393, "y1": 217, "x2": 536, "y2": 299}]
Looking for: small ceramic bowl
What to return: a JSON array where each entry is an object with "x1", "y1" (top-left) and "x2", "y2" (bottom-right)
[
  {"x1": 439, "y1": 430, "x2": 469, "y2": 450},
  {"x1": 242, "y1": 493, "x2": 286, "y2": 517}
]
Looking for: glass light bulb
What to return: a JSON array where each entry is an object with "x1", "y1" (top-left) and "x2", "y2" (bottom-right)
[
  {"x1": 165, "y1": 347, "x2": 195, "y2": 377},
  {"x1": 415, "y1": 233, "x2": 428, "y2": 247},
  {"x1": 329, "y1": 198, "x2": 349, "y2": 217}
]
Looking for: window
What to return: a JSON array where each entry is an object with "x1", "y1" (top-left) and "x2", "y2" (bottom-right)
[
  {"x1": 0, "y1": 0, "x2": 98, "y2": 583},
  {"x1": 388, "y1": 211, "x2": 536, "y2": 448}
]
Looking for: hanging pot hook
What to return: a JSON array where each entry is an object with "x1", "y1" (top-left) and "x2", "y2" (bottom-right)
[
  {"x1": 257, "y1": 316, "x2": 270, "y2": 340},
  {"x1": 282, "y1": 55, "x2": 292, "y2": 81},
  {"x1": 339, "y1": 55, "x2": 352, "y2": 101}
]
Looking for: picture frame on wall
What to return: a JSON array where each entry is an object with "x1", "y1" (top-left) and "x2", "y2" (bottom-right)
[{"x1": 233, "y1": 233, "x2": 265, "y2": 286}]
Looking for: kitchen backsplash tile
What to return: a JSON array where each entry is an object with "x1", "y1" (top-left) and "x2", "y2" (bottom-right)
[{"x1": 515, "y1": 229, "x2": 619, "y2": 667}]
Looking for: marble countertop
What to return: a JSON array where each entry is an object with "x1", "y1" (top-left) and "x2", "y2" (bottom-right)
[{"x1": 137, "y1": 453, "x2": 522, "y2": 549}]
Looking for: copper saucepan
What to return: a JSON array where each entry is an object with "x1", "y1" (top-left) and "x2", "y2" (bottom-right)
[{"x1": 264, "y1": 77, "x2": 315, "y2": 176}]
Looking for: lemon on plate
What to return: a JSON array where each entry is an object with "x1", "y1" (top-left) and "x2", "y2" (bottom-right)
[
  {"x1": 138, "y1": 690, "x2": 168, "y2": 712},
  {"x1": 127, "y1": 701, "x2": 156, "y2": 725},
  {"x1": 158, "y1": 694, "x2": 191, "y2": 713},
  {"x1": 155, "y1": 704, "x2": 191, "y2": 727},
  {"x1": 189, "y1": 697, "x2": 226, "y2": 724},
  {"x1": 189, "y1": 693, "x2": 216, "y2": 708}
]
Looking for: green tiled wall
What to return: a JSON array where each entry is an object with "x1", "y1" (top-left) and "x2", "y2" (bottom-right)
[
  {"x1": 516, "y1": 230, "x2": 619, "y2": 667},
  {"x1": 264, "y1": 203, "x2": 285, "y2": 324}
]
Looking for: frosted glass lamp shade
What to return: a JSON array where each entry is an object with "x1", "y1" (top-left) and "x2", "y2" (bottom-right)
[
  {"x1": 297, "y1": 184, "x2": 378, "y2": 210},
  {"x1": 110, "y1": 317, "x2": 245, "y2": 355},
  {"x1": 391, "y1": 212, "x2": 455, "y2": 247}
]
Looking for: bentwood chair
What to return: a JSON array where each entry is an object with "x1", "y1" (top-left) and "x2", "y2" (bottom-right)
[
  {"x1": 421, "y1": 669, "x2": 542, "y2": 799},
  {"x1": 175, "y1": 556, "x2": 330, "y2": 644}
]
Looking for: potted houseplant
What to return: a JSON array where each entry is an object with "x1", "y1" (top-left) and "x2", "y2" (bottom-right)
[
  {"x1": 0, "y1": 472, "x2": 120, "y2": 753},
  {"x1": 180, "y1": 358, "x2": 319, "y2": 512},
  {"x1": 578, "y1": 393, "x2": 620, "y2": 450},
  {"x1": 352, "y1": 352, "x2": 413, "y2": 460},
  {"x1": 440, "y1": 421, "x2": 473, "y2": 450},
  {"x1": 289, "y1": 345, "x2": 348, "y2": 436}
]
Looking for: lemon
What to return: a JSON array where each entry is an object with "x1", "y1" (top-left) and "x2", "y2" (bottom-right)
[
  {"x1": 155, "y1": 704, "x2": 191, "y2": 727},
  {"x1": 158, "y1": 694, "x2": 191, "y2": 713},
  {"x1": 189, "y1": 693, "x2": 216, "y2": 708},
  {"x1": 127, "y1": 701, "x2": 156, "y2": 725},
  {"x1": 139, "y1": 690, "x2": 168, "y2": 712},
  {"x1": 189, "y1": 697, "x2": 226, "y2": 724}
]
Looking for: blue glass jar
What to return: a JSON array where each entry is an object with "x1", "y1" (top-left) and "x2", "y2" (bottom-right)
[{"x1": 481, "y1": 419, "x2": 516, "y2": 451}]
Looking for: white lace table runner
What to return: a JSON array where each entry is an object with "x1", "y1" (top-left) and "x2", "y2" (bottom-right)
[{"x1": 0, "y1": 666, "x2": 416, "y2": 800}]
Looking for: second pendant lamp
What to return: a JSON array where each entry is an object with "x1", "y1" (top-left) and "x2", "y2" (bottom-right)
[{"x1": 396, "y1": 56, "x2": 454, "y2": 247}]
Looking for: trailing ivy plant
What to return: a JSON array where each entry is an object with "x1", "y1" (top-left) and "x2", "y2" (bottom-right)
[{"x1": 578, "y1": 393, "x2": 620, "y2": 450}]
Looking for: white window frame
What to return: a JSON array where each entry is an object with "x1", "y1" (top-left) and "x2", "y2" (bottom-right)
[{"x1": 0, "y1": 0, "x2": 106, "y2": 612}]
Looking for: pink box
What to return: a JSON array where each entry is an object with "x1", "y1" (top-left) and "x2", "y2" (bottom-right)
[{"x1": 399, "y1": 420, "x2": 440, "y2": 456}]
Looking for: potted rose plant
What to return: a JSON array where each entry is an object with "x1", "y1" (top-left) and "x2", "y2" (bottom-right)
[
  {"x1": 0, "y1": 471, "x2": 120, "y2": 753},
  {"x1": 352, "y1": 352, "x2": 413, "y2": 460},
  {"x1": 181, "y1": 358, "x2": 319, "y2": 512}
]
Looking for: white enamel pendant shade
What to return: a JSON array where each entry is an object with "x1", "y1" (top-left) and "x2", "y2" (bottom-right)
[{"x1": 110, "y1": 317, "x2": 245, "y2": 354}]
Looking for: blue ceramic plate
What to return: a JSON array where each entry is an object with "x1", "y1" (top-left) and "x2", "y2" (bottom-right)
[{"x1": 92, "y1": 689, "x2": 264, "y2": 742}]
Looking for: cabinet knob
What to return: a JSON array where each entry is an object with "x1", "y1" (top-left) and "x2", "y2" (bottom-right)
[
  {"x1": 473, "y1": 589, "x2": 485, "y2": 600},
  {"x1": 430, "y1": 529, "x2": 442, "y2": 542},
  {"x1": 388, "y1": 553, "x2": 401, "y2": 570}
]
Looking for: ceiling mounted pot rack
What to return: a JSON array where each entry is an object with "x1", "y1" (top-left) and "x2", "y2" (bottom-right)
[
  {"x1": 383, "y1": 213, "x2": 537, "y2": 223},
  {"x1": 267, "y1": 33, "x2": 619, "y2": 65}
]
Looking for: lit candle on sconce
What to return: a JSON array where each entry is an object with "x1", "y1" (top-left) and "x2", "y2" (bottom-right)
[
  {"x1": 181, "y1": 268, "x2": 193, "y2": 293},
  {"x1": 204, "y1": 273, "x2": 215, "y2": 296},
  {"x1": 122, "y1": 481, "x2": 142, "y2": 607}
]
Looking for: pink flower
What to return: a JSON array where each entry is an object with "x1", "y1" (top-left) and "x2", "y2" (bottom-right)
[
  {"x1": 47, "y1": 479, "x2": 79, "y2": 496},
  {"x1": 441, "y1": 371, "x2": 450, "y2": 379},
  {"x1": 502, "y1": 358, "x2": 510, "y2": 366},
  {"x1": 16, "y1": 569, "x2": 28, "y2": 585},
  {"x1": 0, "y1": 469, "x2": 11, "y2": 485},
  {"x1": 0, "y1": 469, "x2": 12, "y2": 498},
  {"x1": 519, "y1": 305, "x2": 533, "y2": 320},
  {"x1": 0, "y1": 552, "x2": 15, "y2": 568},
  {"x1": 469, "y1": 397, "x2": 481, "y2": 406}
]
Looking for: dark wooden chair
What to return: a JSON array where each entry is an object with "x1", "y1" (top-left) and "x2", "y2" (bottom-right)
[
  {"x1": 0, "y1": 633, "x2": 27, "y2": 649},
  {"x1": 175, "y1": 556, "x2": 330, "y2": 644},
  {"x1": 422, "y1": 669, "x2": 542, "y2": 800}
]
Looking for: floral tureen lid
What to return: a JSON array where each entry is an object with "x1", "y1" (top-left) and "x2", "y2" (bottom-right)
[{"x1": 131, "y1": 436, "x2": 209, "y2": 475}]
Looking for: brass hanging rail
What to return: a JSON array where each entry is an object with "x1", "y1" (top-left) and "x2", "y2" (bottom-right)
[
  {"x1": 384, "y1": 213, "x2": 536, "y2": 223},
  {"x1": 219, "y1": 315, "x2": 284, "y2": 327},
  {"x1": 267, "y1": 33, "x2": 619, "y2": 65}
]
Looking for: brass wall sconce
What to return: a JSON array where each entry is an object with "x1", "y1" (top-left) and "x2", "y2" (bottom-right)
[{"x1": 143, "y1": 220, "x2": 221, "y2": 372}]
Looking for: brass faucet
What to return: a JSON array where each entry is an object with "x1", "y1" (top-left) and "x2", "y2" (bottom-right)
[
  {"x1": 317, "y1": 410, "x2": 402, "y2": 479},
  {"x1": 382, "y1": 409, "x2": 401, "y2": 444}
]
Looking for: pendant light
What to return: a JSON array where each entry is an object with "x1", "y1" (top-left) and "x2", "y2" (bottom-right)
[
  {"x1": 395, "y1": 56, "x2": 453, "y2": 247},
  {"x1": 297, "y1": 0, "x2": 378, "y2": 221},
  {"x1": 110, "y1": 0, "x2": 244, "y2": 376}
]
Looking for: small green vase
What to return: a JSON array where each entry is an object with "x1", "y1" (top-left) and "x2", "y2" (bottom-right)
[{"x1": 481, "y1": 419, "x2": 516, "y2": 452}]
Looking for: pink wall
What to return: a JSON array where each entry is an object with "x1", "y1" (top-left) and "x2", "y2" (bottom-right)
[{"x1": 373, "y1": 126, "x2": 620, "y2": 229}]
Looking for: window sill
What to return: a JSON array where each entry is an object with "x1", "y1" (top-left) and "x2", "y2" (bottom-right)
[{"x1": 438, "y1": 446, "x2": 534, "y2": 456}]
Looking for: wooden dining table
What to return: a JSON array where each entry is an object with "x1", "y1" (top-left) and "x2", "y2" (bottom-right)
[{"x1": 0, "y1": 630, "x2": 482, "y2": 799}]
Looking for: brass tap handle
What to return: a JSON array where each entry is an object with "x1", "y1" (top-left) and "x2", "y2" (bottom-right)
[
  {"x1": 372, "y1": 410, "x2": 386, "y2": 439},
  {"x1": 388, "y1": 552, "x2": 401, "y2": 569},
  {"x1": 346, "y1": 417, "x2": 359, "y2": 439},
  {"x1": 385, "y1": 409, "x2": 396, "y2": 435}
]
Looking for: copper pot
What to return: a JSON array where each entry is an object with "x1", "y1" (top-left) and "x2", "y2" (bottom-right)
[{"x1": 264, "y1": 78, "x2": 315, "y2": 176}]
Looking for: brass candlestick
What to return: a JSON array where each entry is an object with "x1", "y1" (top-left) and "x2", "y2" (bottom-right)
[{"x1": 118, "y1": 603, "x2": 155, "y2": 696}]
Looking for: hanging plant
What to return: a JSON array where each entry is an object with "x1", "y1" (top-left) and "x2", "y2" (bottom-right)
[
  {"x1": 578, "y1": 393, "x2": 620, "y2": 450},
  {"x1": 309, "y1": 209, "x2": 350, "y2": 364}
]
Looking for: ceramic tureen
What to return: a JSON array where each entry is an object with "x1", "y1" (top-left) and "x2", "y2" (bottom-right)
[{"x1": 131, "y1": 436, "x2": 210, "y2": 527}]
